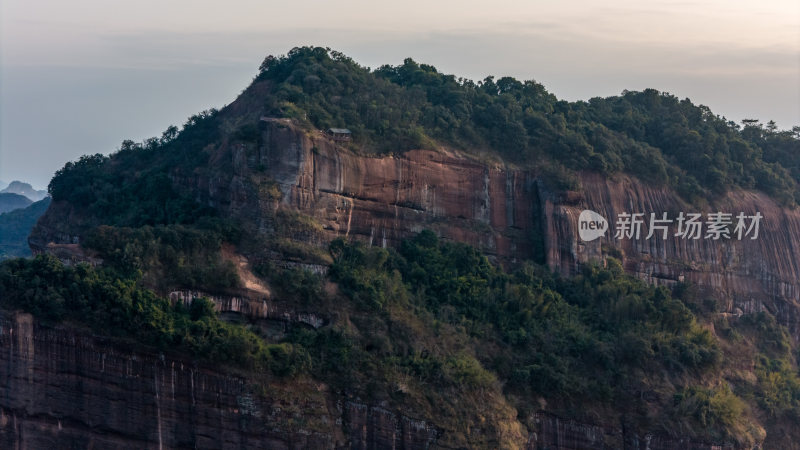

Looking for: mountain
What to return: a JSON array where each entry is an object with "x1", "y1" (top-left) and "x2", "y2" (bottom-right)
[
  {"x1": 0, "y1": 180, "x2": 7, "y2": 191},
  {"x1": 0, "y1": 192, "x2": 32, "y2": 214},
  {"x1": 0, "y1": 197, "x2": 51, "y2": 260},
  {"x1": 1, "y1": 180, "x2": 48, "y2": 202},
  {"x1": 4, "y1": 47, "x2": 800, "y2": 448}
]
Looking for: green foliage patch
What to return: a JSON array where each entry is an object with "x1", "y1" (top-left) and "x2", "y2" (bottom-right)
[
  {"x1": 3, "y1": 230, "x2": 796, "y2": 445},
  {"x1": 82, "y1": 221, "x2": 242, "y2": 293},
  {"x1": 48, "y1": 109, "x2": 221, "y2": 228},
  {"x1": 327, "y1": 231, "x2": 720, "y2": 402},
  {"x1": 257, "y1": 47, "x2": 800, "y2": 204},
  {"x1": 0, "y1": 256, "x2": 308, "y2": 375}
]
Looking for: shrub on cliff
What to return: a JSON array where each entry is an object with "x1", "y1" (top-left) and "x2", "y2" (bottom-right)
[
  {"x1": 0, "y1": 256, "x2": 306, "y2": 376},
  {"x1": 83, "y1": 222, "x2": 242, "y2": 294},
  {"x1": 1, "y1": 231, "x2": 781, "y2": 445}
]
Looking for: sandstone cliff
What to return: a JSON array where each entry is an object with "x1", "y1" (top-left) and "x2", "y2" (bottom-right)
[
  {"x1": 0, "y1": 310, "x2": 733, "y2": 449},
  {"x1": 23, "y1": 116, "x2": 800, "y2": 448},
  {"x1": 543, "y1": 172, "x2": 800, "y2": 339},
  {"x1": 0, "y1": 311, "x2": 441, "y2": 449},
  {"x1": 155, "y1": 117, "x2": 540, "y2": 266},
  {"x1": 194, "y1": 118, "x2": 800, "y2": 340}
]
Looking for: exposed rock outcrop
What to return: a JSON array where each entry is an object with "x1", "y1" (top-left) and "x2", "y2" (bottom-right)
[
  {"x1": 168, "y1": 290, "x2": 327, "y2": 329},
  {"x1": 543, "y1": 172, "x2": 800, "y2": 338},
  {"x1": 163, "y1": 118, "x2": 541, "y2": 267},
  {"x1": 1, "y1": 311, "x2": 738, "y2": 449},
  {"x1": 186, "y1": 119, "x2": 800, "y2": 338},
  {"x1": 0, "y1": 311, "x2": 439, "y2": 449},
  {"x1": 528, "y1": 411, "x2": 735, "y2": 450}
]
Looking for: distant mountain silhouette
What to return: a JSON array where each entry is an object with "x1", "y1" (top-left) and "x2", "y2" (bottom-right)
[
  {"x1": 0, "y1": 197, "x2": 50, "y2": 259},
  {"x1": 1, "y1": 180, "x2": 48, "y2": 202},
  {"x1": 0, "y1": 193, "x2": 33, "y2": 214}
]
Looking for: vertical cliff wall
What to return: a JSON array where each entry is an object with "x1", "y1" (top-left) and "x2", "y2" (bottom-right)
[
  {"x1": 0, "y1": 311, "x2": 440, "y2": 449},
  {"x1": 179, "y1": 119, "x2": 542, "y2": 266},
  {"x1": 0, "y1": 309, "x2": 735, "y2": 449},
  {"x1": 543, "y1": 172, "x2": 800, "y2": 337},
  {"x1": 43, "y1": 117, "x2": 800, "y2": 332},
  {"x1": 232, "y1": 121, "x2": 800, "y2": 334}
]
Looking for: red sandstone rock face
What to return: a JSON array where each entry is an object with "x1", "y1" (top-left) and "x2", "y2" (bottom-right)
[
  {"x1": 527, "y1": 411, "x2": 736, "y2": 450},
  {"x1": 543, "y1": 172, "x2": 800, "y2": 337},
  {"x1": 0, "y1": 312, "x2": 439, "y2": 450},
  {"x1": 252, "y1": 120, "x2": 538, "y2": 264},
  {"x1": 35, "y1": 116, "x2": 795, "y2": 336},
  {"x1": 0, "y1": 311, "x2": 731, "y2": 450},
  {"x1": 249, "y1": 121, "x2": 800, "y2": 337}
]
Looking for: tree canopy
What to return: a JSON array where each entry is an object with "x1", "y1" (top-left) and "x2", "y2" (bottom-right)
[{"x1": 256, "y1": 46, "x2": 800, "y2": 204}]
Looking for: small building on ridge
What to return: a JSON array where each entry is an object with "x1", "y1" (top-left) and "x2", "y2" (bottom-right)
[{"x1": 327, "y1": 128, "x2": 352, "y2": 142}]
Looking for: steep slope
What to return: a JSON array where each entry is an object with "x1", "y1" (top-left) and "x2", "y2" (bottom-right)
[
  {"x1": 544, "y1": 173, "x2": 800, "y2": 336},
  {"x1": 12, "y1": 47, "x2": 800, "y2": 448},
  {"x1": 0, "y1": 311, "x2": 438, "y2": 449}
]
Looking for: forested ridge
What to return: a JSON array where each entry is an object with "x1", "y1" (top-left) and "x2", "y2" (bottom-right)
[
  {"x1": 46, "y1": 46, "x2": 800, "y2": 227},
  {"x1": 7, "y1": 47, "x2": 800, "y2": 447},
  {"x1": 256, "y1": 47, "x2": 800, "y2": 203}
]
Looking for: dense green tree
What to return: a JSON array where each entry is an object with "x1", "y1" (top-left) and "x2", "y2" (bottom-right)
[
  {"x1": 0, "y1": 255, "x2": 307, "y2": 374},
  {"x1": 250, "y1": 47, "x2": 800, "y2": 204}
]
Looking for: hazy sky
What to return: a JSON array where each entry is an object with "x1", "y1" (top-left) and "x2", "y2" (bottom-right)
[{"x1": 2, "y1": 0, "x2": 799, "y2": 188}]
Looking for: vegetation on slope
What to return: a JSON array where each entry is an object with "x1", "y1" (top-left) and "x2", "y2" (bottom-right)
[
  {"x1": 5, "y1": 230, "x2": 800, "y2": 445},
  {"x1": 18, "y1": 47, "x2": 800, "y2": 446},
  {"x1": 47, "y1": 108, "x2": 220, "y2": 229},
  {"x1": 0, "y1": 255, "x2": 307, "y2": 376},
  {"x1": 44, "y1": 47, "x2": 800, "y2": 226},
  {"x1": 328, "y1": 231, "x2": 722, "y2": 396},
  {"x1": 82, "y1": 220, "x2": 242, "y2": 293},
  {"x1": 257, "y1": 46, "x2": 800, "y2": 203},
  {"x1": 315, "y1": 232, "x2": 755, "y2": 445}
]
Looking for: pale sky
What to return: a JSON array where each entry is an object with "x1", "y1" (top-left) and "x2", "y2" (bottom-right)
[{"x1": 2, "y1": 0, "x2": 799, "y2": 188}]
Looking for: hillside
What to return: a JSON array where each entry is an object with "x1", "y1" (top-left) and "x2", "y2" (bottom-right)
[
  {"x1": 0, "y1": 192, "x2": 32, "y2": 214},
  {"x1": 0, "y1": 197, "x2": 51, "y2": 260},
  {"x1": 5, "y1": 47, "x2": 800, "y2": 448}
]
